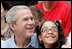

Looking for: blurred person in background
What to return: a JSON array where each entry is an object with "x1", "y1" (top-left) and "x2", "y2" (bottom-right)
[
  {"x1": 29, "y1": 5, "x2": 44, "y2": 26},
  {"x1": 1, "y1": 1, "x2": 13, "y2": 40}
]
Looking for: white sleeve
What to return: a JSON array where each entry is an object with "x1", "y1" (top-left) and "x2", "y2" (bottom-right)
[
  {"x1": 1, "y1": 40, "x2": 6, "y2": 48},
  {"x1": 66, "y1": 32, "x2": 71, "y2": 45}
]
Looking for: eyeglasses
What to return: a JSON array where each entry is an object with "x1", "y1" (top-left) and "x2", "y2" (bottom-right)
[{"x1": 41, "y1": 27, "x2": 58, "y2": 33}]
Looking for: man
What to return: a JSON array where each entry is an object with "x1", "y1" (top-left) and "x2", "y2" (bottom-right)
[
  {"x1": 1, "y1": 6, "x2": 39, "y2": 48},
  {"x1": 36, "y1": 1, "x2": 71, "y2": 45}
]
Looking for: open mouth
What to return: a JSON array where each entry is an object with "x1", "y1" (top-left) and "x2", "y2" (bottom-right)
[
  {"x1": 26, "y1": 27, "x2": 34, "y2": 30},
  {"x1": 45, "y1": 35, "x2": 55, "y2": 39}
]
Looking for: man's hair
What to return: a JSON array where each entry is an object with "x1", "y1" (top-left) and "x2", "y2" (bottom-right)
[
  {"x1": 6, "y1": 5, "x2": 30, "y2": 32},
  {"x1": 6, "y1": 5, "x2": 29, "y2": 25},
  {"x1": 36, "y1": 20, "x2": 66, "y2": 48},
  {"x1": 1, "y1": 1, "x2": 12, "y2": 11}
]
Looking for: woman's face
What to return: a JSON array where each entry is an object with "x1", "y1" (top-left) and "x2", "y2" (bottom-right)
[{"x1": 39, "y1": 21, "x2": 58, "y2": 45}]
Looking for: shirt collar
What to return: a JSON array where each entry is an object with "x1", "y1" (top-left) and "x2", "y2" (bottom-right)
[
  {"x1": 12, "y1": 34, "x2": 18, "y2": 48},
  {"x1": 12, "y1": 33, "x2": 39, "y2": 48},
  {"x1": 27, "y1": 33, "x2": 39, "y2": 48}
]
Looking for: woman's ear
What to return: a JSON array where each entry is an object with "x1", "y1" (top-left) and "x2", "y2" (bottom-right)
[
  {"x1": 38, "y1": 35, "x2": 42, "y2": 43},
  {"x1": 9, "y1": 22, "x2": 16, "y2": 32}
]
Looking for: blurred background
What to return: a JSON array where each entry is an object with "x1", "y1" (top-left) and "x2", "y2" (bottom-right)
[{"x1": 38, "y1": 1, "x2": 71, "y2": 4}]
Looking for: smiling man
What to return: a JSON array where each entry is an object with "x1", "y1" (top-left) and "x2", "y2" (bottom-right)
[{"x1": 1, "y1": 6, "x2": 39, "y2": 48}]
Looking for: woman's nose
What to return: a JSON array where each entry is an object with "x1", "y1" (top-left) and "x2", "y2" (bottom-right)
[{"x1": 47, "y1": 29, "x2": 53, "y2": 34}]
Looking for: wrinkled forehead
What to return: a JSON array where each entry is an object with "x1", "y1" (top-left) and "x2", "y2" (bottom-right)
[
  {"x1": 17, "y1": 8, "x2": 31, "y2": 13},
  {"x1": 16, "y1": 8, "x2": 33, "y2": 18}
]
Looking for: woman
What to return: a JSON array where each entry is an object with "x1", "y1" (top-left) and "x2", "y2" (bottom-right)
[
  {"x1": 1, "y1": 1, "x2": 13, "y2": 40},
  {"x1": 36, "y1": 20, "x2": 66, "y2": 48}
]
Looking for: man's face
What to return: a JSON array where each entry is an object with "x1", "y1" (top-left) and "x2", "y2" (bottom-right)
[{"x1": 15, "y1": 8, "x2": 35, "y2": 38}]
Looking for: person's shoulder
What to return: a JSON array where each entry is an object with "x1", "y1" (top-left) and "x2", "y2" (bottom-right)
[
  {"x1": 59, "y1": 1, "x2": 71, "y2": 7},
  {"x1": 1, "y1": 40, "x2": 6, "y2": 48},
  {"x1": 58, "y1": 1, "x2": 71, "y2": 12},
  {"x1": 62, "y1": 1, "x2": 71, "y2": 13},
  {"x1": 31, "y1": 33, "x2": 38, "y2": 40},
  {"x1": 32, "y1": 33, "x2": 37, "y2": 38},
  {"x1": 1, "y1": 37, "x2": 13, "y2": 48}
]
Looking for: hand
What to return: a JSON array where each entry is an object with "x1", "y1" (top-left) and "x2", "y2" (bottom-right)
[{"x1": 61, "y1": 45, "x2": 71, "y2": 48}]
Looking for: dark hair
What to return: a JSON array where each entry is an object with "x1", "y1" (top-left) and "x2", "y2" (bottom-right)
[
  {"x1": 36, "y1": 20, "x2": 66, "y2": 48},
  {"x1": 1, "y1": 1, "x2": 12, "y2": 11},
  {"x1": 7, "y1": 1, "x2": 38, "y2": 6},
  {"x1": 1, "y1": 1, "x2": 12, "y2": 23}
]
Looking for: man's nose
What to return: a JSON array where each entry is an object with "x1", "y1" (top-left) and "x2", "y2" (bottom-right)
[{"x1": 28, "y1": 19, "x2": 34, "y2": 25}]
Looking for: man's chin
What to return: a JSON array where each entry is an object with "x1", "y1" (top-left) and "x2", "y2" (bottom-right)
[
  {"x1": 29, "y1": 33, "x2": 34, "y2": 37},
  {"x1": 27, "y1": 32, "x2": 34, "y2": 37}
]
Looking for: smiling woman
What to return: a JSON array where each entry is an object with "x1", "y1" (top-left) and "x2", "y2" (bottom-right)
[{"x1": 36, "y1": 20, "x2": 66, "y2": 48}]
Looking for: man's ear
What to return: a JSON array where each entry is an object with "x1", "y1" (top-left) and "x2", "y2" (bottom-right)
[
  {"x1": 38, "y1": 35, "x2": 42, "y2": 43},
  {"x1": 9, "y1": 22, "x2": 16, "y2": 32}
]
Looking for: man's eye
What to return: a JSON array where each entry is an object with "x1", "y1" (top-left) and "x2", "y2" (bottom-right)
[
  {"x1": 31, "y1": 17, "x2": 34, "y2": 20},
  {"x1": 23, "y1": 18, "x2": 28, "y2": 21}
]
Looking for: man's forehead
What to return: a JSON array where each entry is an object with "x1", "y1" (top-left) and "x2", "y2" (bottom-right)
[
  {"x1": 17, "y1": 8, "x2": 30, "y2": 12},
  {"x1": 16, "y1": 8, "x2": 33, "y2": 18},
  {"x1": 16, "y1": 8, "x2": 32, "y2": 15}
]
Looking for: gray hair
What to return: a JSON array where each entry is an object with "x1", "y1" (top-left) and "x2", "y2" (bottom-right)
[{"x1": 6, "y1": 5, "x2": 29, "y2": 24}]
